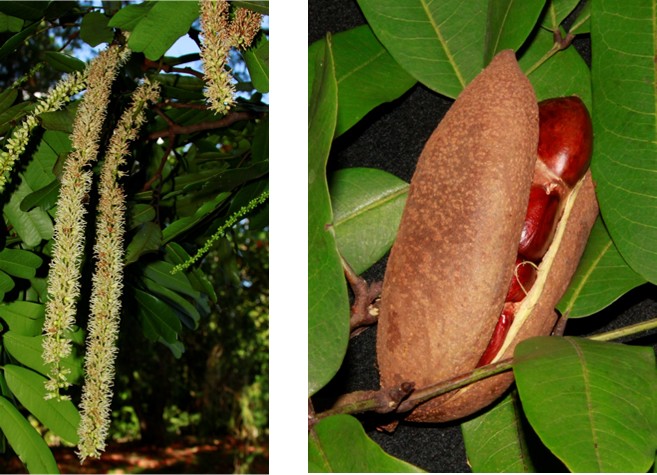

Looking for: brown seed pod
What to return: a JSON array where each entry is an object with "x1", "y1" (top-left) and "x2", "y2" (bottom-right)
[{"x1": 376, "y1": 50, "x2": 598, "y2": 423}]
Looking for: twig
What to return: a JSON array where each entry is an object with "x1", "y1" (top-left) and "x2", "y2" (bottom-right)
[
  {"x1": 57, "y1": 31, "x2": 80, "y2": 53},
  {"x1": 312, "y1": 383, "x2": 415, "y2": 427},
  {"x1": 587, "y1": 317, "x2": 657, "y2": 342},
  {"x1": 313, "y1": 358, "x2": 513, "y2": 421},
  {"x1": 149, "y1": 106, "x2": 178, "y2": 214},
  {"x1": 142, "y1": 58, "x2": 204, "y2": 78},
  {"x1": 159, "y1": 101, "x2": 210, "y2": 110},
  {"x1": 147, "y1": 111, "x2": 262, "y2": 140},
  {"x1": 551, "y1": 310, "x2": 569, "y2": 336},
  {"x1": 341, "y1": 255, "x2": 383, "y2": 337}
]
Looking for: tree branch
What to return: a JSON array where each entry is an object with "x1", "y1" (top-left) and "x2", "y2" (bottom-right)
[{"x1": 147, "y1": 111, "x2": 263, "y2": 140}]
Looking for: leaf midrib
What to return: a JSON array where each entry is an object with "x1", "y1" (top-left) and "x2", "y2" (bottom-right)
[{"x1": 334, "y1": 185, "x2": 408, "y2": 227}]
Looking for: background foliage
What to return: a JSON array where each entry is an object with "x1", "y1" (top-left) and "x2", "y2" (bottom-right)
[{"x1": 0, "y1": 1, "x2": 269, "y2": 473}]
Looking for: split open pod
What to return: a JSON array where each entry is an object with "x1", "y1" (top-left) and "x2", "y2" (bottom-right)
[{"x1": 376, "y1": 50, "x2": 599, "y2": 423}]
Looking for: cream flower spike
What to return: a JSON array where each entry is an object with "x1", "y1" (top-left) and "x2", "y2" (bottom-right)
[
  {"x1": 42, "y1": 45, "x2": 128, "y2": 402},
  {"x1": 199, "y1": 1, "x2": 262, "y2": 113},
  {"x1": 77, "y1": 79, "x2": 160, "y2": 463},
  {"x1": 0, "y1": 69, "x2": 87, "y2": 191}
]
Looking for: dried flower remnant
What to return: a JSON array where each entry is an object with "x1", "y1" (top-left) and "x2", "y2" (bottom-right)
[
  {"x1": 41, "y1": 45, "x2": 128, "y2": 402},
  {"x1": 199, "y1": 1, "x2": 262, "y2": 114},
  {"x1": 77, "y1": 80, "x2": 160, "y2": 463},
  {"x1": 0, "y1": 69, "x2": 86, "y2": 190}
]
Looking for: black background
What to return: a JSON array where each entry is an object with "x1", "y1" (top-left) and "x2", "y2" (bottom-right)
[{"x1": 309, "y1": 0, "x2": 657, "y2": 472}]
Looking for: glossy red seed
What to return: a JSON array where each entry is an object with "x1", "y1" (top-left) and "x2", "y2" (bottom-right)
[
  {"x1": 505, "y1": 256, "x2": 537, "y2": 302},
  {"x1": 477, "y1": 304, "x2": 515, "y2": 367},
  {"x1": 518, "y1": 184, "x2": 560, "y2": 262},
  {"x1": 537, "y1": 96, "x2": 593, "y2": 188}
]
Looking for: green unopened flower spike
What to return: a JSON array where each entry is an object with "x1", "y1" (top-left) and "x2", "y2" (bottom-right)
[
  {"x1": 0, "y1": 68, "x2": 86, "y2": 191},
  {"x1": 171, "y1": 189, "x2": 269, "y2": 275},
  {"x1": 42, "y1": 45, "x2": 127, "y2": 402},
  {"x1": 77, "y1": 79, "x2": 160, "y2": 463}
]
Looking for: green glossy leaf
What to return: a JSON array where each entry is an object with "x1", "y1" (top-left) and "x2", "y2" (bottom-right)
[
  {"x1": 24, "y1": 133, "x2": 61, "y2": 191},
  {"x1": 462, "y1": 391, "x2": 534, "y2": 473},
  {"x1": 44, "y1": 52, "x2": 85, "y2": 73},
  {"x1": 568, "y1": 0, "x2": 590, "y2": 34},
  {"x1": 142, "y1": 260, "x2": 200, "y2": 300},
  {"x1": 330, "y1": 168, "x2": 408, "y2": 275},
  {"x1": 0, "y1": 271, "x2": 14, "y2": 294},
  {"x1": 141, "y1": 277, "x2": 200, "y2": 330},
  {"x1": 161, "y1": 192, "x2": 231, "y2": 243},
  {"x1": 308, "y1": 37, "x2": 348, "y2": 397},
  {"x1": 0, "y1": 101, "x2": 30, "y2": 135},
  {"x1": 39, "y1": 104, "x2": 77, "y2": 133},
  {"x1": 165, "y1": 243, "x2": 217, "y2": 301},
  {"x1": 173, "y1": 168, "x2": 226, "y2": 191},
  {"x1": 0, "y1": 13, "x2": 22, "y2": 33},
  {"x1": 309, "y1": 415, "x2": 424, "y2": 472},
  {"x1": 104, "y1": 2, "x2": 127, "y2": 12},
  {"x1": 0, "y1": 249, "x2": 42, "y2": 279},
  {"x1": 80, "y1": 11, "x2": 113, "y2": 47},
  {"x1": 519, "y1": 27, "x2": 591, "y2": 110},
  {"x1": 158, "y1": 337, "x2": 184, "y2": 358},
  {"x1": 309, "y1": 25, "x2": 416, "y2": 138},
  {"x1": 3, "y1": 177, "x2": 54, "y2": 247},
  {"x1": 357, "y1": 0, "x2": 486, "y2": 98},
  {"x1": 514, "y1": 336, "x2": 657, "y2": 473},
  {"x1": 4, "y1": 365, "x2": 80, "y2": 444},
  {"x1": 44, "y1": 1, "x2": 77, "y2": 21},
  {"x1": 0, "y1": 2, "x2": 47, "y2": 20},
  {"x1": 243, "y1": 35, "x2": 269, "y2": 94},
  {"x1": 127, "y1": 203, "x2": 156, "y2": 230},
  {"x1": 590, "y1": 1, "x2": 657, "y2": 284},
  {"x1": 125, "y1": 222, "x2": 162, "y2": 265},
  {"x1": 0, "y1": 88, "x2": 18, "y2": 114},
  {"x1": 0, "y1": 301, "x2": 45, "y2": 337},
  {"x1": 3, "y1": 331, "x2": 83, "y2": 384},
  {"x1": 0, "y1": 396, "x2": 59, "y2": 475},
  {"x1": 203, "y1": 161, "x2": 268, "y2": 193},
  {"x1": 107, "y1": 1, "x2": 154, "y2": 31},
  {"x1": 541, "y1": 0, "x2": 580, "y2": 31},
  {"x1": 232, "y1": 1, "x2": 269, "y2": 15},
  {"x1": 557, "y1": 217, "x2": 647, "y2": 318},
  {"x1": 20, "y1": 180, "x2": 60, "y2": 212},
  {"x1": 133, "y1": 288, "x2": 182, "y2": 344},
  {"x1": 42, "y1": 130, "x2": 72, "y2": 157},
  {"x1": 0, "y1": 21, "x2": 39, "y2": 62},
  {"x1": 129, "y1": 1, "x2": 199, "y2": 61},
  {"x1": 485, "y1": 0, "x2": 547, "y2": 66}
]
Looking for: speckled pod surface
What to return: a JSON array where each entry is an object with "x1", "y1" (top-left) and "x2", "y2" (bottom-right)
[{"x1": 376, "y1": 50, "x2": 597, "y2": 422}]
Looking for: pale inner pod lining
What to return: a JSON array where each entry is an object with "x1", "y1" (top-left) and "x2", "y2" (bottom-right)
[{"x1": 446, "y1": 175, "x2": 585, "y2": 400}]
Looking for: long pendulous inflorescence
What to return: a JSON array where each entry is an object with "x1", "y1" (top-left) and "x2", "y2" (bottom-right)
[
  {"x1": 77, "y1": 79, "x2": 160, "y2": 463},
  {"x1": 199, "y1": 0, "x2": 262, "y2": 114},
  {"x1": 41, "y1": 45, "x2": 130, "y2": 402},
  {"x1": 171, "y1": 189, "x2": 269, "y2": 275},
  {"x1": 0, "y1": 69, "x2": 87, "y2": 191}
]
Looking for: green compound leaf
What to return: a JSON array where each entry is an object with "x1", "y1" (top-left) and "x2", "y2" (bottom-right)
[
  {"x1": 133, "y1": 288, "x2": 182, "y2": 344},
  {"x1": 141, "y1": 277, "x2": 200, "y2": 330},
  {"x1": 232, "y1": 1, "x2": 269, "y2": 15},
  {"x1": 243, "y1": 35, "x2": 269, "y2": 94},
  {"x1": 80, "y1": 11, "x2": 114, "y2": 47},
  {"x1": 161, "y1": 192, "x2": 231, "y2": 244},
  {"x1": 3, "y1": 331, "x2": 84, "y2": 385},
  {"x1": 124, "y1": 222, "x2": 162, "y2": 265},
  {"x1": 541, "y1": 0, "x2": 581, "y2": 31},
  {"x1": 308, "y1": 36, "x2": 349, "y2": 398},
  {"x1": 568, "y1": 0, "x2": 590, "y2": 34},
  {"x1": 0, "y1": 13, "x2": 22, "y2": 33},
  {"x1": 3, "y1": 177, "x2": 53, "y2": 247},
  {"x1": 0, "y1": 301, "x2": 45, "y2": 337},
  {"x1": 0, "y1": 249, "x2": 43, "y2": 279},
  {"x1": 44, "y1": 52, "x2": 85, "y2": 73},
  {"x1": 142, "y1": 260, "x2": 200, "y2": 300},
  {"x1": 309, "y1": 415, "x2": 424, "y2": 473},
  {"x1": 514, "y1": 336, "x2": 657, "y2": 473},
  {"x1": 0, "y1": 396, "x2": 59, "y2": 475},
  {"x1": 165, "y1": 242, "x2": 217, "y2": 302},
  {"x1": 0, "y1": 2, "x2": 47, "y2": 20},
  {"x1": 0, "y1": 88, "x2": 18, "y2": 114},
  {"x1": 20, "y1": 180, "x2": 60, "y2": 212},
  {"x1": 127, "y1": 203, "x2": 156, "y2": 230},
  {"x1": 128, "y1": 1, "x2": 200, "y2": 61},
  {"x1": 4, "y1": 365, "x2": 80, "y2": 445},
  {"x1": 107, "y1": 1, "x2": 154, "y2": 31},
  {"x1": 0, "y1": 21, "x2": 39, "y2": 62},
  {"x1": 591, "y1": 0, "x2": 657, "y2": 284}
]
